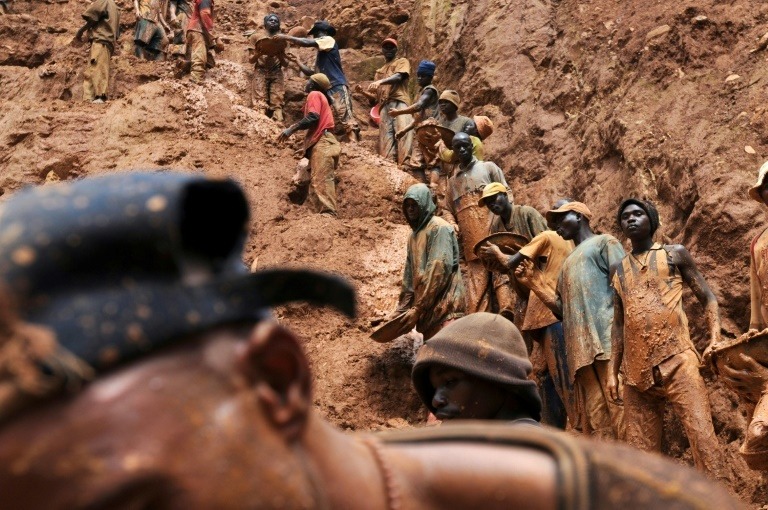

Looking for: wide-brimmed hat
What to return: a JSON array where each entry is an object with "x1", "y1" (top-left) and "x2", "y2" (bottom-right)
[
  {"x1": 310, "y1": 73, "x2": 332, "y2": 91},
  {"x1": 473, "y1": 115, "x2": 494, "y2": 140},
  {"x1": 545, "y1": 201, "x2": 593, "y2": 223},
  {"x1": 309, "y1": 20, "x2": 336, "y2": 36},
  {"x1": 439, "y1": 90, "x2": 460, "y2": 108},
  {"x1": 748, "y1": 161, "x2": 768, "y2": 203}
]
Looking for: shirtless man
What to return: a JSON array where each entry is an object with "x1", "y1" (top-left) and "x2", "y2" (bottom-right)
[
  {"x1": 0, "y1": 172, "x2": 742, "y2": 510},
  {"x1": 608, "y1": 198, "x2": 723, "y2": 477},
  {"x1": 248, "y1": 14, "x2": 288, "y2": 121}
]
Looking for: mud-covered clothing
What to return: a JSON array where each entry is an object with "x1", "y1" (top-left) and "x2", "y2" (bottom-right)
[
  {"x1": 82, "y1": 0, "x2": 120, "y2": 52},
  {"x1": 82, "y1": 41, "x2": 111, "y2": 100},
  {"x1": 446, "y1": 158, "x2": 509, "y2": 262},
  {"x1": 134, "y1": 18, "x2": 165, "y2": 53},
  {"x1": 557, "y1": 234, "x2": 625, "y2": 382},
  {"x1": 379, "y1": 101, "x2": 413, "y2": 165},
  {"x1": 303, "y1": 90, "x2": 335, "y2": 150},
  {"x1": 518, "y1": 230, "x2": 574, "y2": 331},
  {"x1": 328, "y1": 84, "x2": 359, "y2": 141},
  {"x1": 750, "y1": 228, "x2": 768, "y2": 329},
  {"x1": 307, "y1": 132, "x2": 340, "y2": 214},
  {"x1": 374, "y1": 57, "x2": 411, "y2": 105},
  {"x1": 314, "y1": 36, "x2": 347, "y2": 88},
  {"x1": 248, "y1": 29, "x2": 282, "y2": 72},
  {"x1": 623, "y1": 349, "x2": 720, "y2": 475},
  {"x1": 533, "y1": 322, "x2": 573, "y2": 427},
  {"x1": 612, "y1": 243, "x2": 699, "y2": 391},
  {"x1": 419, "y1": 84, "x2": 440, "y2": 120},
  {"x1": 439, "y1": 135, "x2": 483, "y2": 164},
  {"x1": 574, "y1": 361, "x2": 625, "y2": 439},
  {"x1": 187, "y1": 0, "x2": 213, "y2": 36},
  {"x1": 440, "y1": 114, "x2": 471, "y2": 135},
  {"x1": 187, "y1": 30, "x2": 212, "y2": 81},
  {"x1": 405, "y1": 85, "x2": 441, "y2": 171},
  {"x1": 398, "y1": 185, "x2": 466, "y2": 336},
  {"x1": 248, "y1": 29, "x2": 285, "y2": 117}
]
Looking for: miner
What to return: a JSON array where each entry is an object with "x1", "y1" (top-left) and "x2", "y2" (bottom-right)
[
  {"x1": 186, "y1": 0, "x2": 223, "y2": 83},
  {"x1": 247, "y1": 14, "x2": 287, "y2": 121},
  {"x1": 437, "y1": 115, "x2": 494, "y2": 163},
  {"x1": 276, "y1": 20, "x2": 360, "y2": 142},
  {"x1": 412, "y1": 313, "x2": 541, "y2": 424},
  {"x1": 368, "y1": 38, "x2": 413, "y2": 165},
  {"x1": 515, "y1": 201, "x2": 625, "y2": 439},
  {"x1": 445, "y1": 133, "x2": 509, "y2": 314},
  {"x1": 277, "y1": 74, "x2": 340, "y2": 215},
  {"x1": 133, "y1": 0, "x2": 170, "y2": 60},
  {"x1": 608, "y1": 199, "x2": 723, "y2": 476},
  {"x1": 0, "y1": 172, "x2": 743, "y2": 510},
  {"x1": 76, "y1": 0, "x2": 120, "y2": 103},
  {"x1": 479, "y1": 195, "x2": 575, "y2": 427},
  {"x1": 391, "y1": 183, "x2": 465, "y2": 340}
]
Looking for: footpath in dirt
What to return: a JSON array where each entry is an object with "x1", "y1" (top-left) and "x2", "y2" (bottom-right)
[{"x1": 2, "y1": 0, "x2": 768, "y2": 505}]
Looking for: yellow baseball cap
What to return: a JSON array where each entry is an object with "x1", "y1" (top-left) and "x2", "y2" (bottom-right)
[
  {"x1": 545, "y1": 201, "x2": 593, "y2": 222},
  {"x1": 310, "y1": 73, "x2": 332, "y2": 91},
  {"x1": 478, "y1": 182, "x2": 508, "y2": 206}
]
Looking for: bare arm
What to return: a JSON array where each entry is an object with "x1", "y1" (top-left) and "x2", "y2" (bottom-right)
[
  {"x1": 274, "y1": 34, "x2": 319, "y2": 48},
  {"x1": 391, "y1": 88, "x2": 436, "y2": 117},
  {"x1": 670, "y1": 245, "x2": 721, "y2": 354},
  {"x1": 607, "y1": 287, "x2": 624, "y2": 402},
  {"x1": 514, "y1": 259, "x2": 562, "y2": 318}
]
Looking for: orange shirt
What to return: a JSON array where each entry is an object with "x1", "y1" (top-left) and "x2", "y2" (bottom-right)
[{"x1": 303, "y1": 91, "x2": 335, "y2": 150}]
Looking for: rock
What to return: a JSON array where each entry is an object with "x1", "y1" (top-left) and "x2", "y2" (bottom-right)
[
  {"x1": 750, "y1": 32, "x2": 768, "y2": 53},
  {"x1": 746, "y1": 145, "x2": 756, "y2": 154},
  {"x1": 692, "y1": 15, "x2": 708, "y2": 24},
  {"x1": 645, "y1": 24, "x2": 670, "y2": 41},
  {"x1": 725, "y1": 74, "x2": 741, "y2": 83}
]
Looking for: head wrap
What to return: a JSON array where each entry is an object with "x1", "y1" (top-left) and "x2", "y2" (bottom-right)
[
  {"x1": 473, "y1": 115, "x2": 494, "y2": 140},
  {"x1": 416, "y1": 60, "x2": 436, "y2": 76},
  {"x1": 382, "y1": 38, "x2": 398, "y2": 48},
  {"x1": 412, "y1": 313, "x2": 541, "y2": 420},
  {"x1": 617, "y1": 198, "x2": 660, "y2": 237},
  {"x1": 309, "y1": 20, "x2": 336, "y2": 36},
  {"x1": 748, "y1": 161, "x2": 768, "y2": 204},
  {"x1": 0, "y1": 172, "x2": 355, "y2": 421},
  {"x1": 478, "y1": 182, "x2": 508, "y2": 207},
  {"x1": 403, "y1": 184, "x2": 436, "y2": 233},
  {"x1": 310, "y1": 73, "x2": 332, "y2": 91},
  {"x1": 545, "y1": 201, "x2": 592, "y2": 223},
  {"x1": 439, "y1": 90, "x2": 460, "y2": 108}
]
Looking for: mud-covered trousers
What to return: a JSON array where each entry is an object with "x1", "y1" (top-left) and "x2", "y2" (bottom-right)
[
  {"x1": 379, "y1": 100, "x2": 413, "y2": 165},
  {"x1": 83, "y1": 41, "x2": 111, "y2": 101},
  {"x1": 623, "y1": 349, "x2": 721, "y2": 476},
  {"x1": 307, "y1": 131, "x2": 341, "y2": 215},
  {"x1": 574, "y1": 359, "x2": 625, "y2": 439},
  {"x1": 252, "y1": 67, "x2": 284, "y2": 120}
]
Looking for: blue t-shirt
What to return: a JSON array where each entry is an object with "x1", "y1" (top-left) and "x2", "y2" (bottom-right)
[{"x1": 315, "y1": 36, "x2": 347, "y2": 88}]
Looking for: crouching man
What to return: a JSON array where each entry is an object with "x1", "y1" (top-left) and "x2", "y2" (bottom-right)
[{"x1": 0, "y1": 172, "x2": 743, "y2": 510}]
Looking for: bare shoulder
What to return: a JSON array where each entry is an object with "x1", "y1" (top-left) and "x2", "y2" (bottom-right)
[{"x1": 663, "y1": 243, "x2": 694, "y2": 265}]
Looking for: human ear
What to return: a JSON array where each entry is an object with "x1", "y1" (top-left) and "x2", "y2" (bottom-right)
[{"x1": 239, "y1": 321, "x2": 311, "y2": 441}]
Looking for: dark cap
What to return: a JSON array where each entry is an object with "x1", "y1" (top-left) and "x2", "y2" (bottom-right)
[
  {"x1": 0, "y1": 172, "x2": 355, "y2": 414},
  {"x1": 308, "y1": 20, "x2": 336, "y2": 37}
]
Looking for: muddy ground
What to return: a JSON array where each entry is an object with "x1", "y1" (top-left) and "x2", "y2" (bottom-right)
[{"x1": 2, "y1": 0, "x2": 768, "y2": 504}]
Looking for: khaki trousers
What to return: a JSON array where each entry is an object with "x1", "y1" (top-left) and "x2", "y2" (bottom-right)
[
  {"x1": 624, "y1": 349, "x2": 721, "y2": 476},
  {"x1": 307, "y1": 132, "x2": 341, "y2": 215},
  {"x1": 187, "y1": 31, "x2": 209, "y2": 82},
  {"x1": 251, "y1": 67, "x2": 285, "y2": 120},
  {"x1": 328, "y1": 85, "x2": 359, "y2": 142},
  {"x1": 379, "y1": 101, "x2": 413, "y2": 165},
  {"x1": 82, "y1": 41, "x2": 111, "y2": 101},
  {"x1": 574, "y1": 360, "x2": 625, "y2": 439}
]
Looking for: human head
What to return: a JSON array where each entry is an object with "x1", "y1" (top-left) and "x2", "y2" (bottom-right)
[
  {"x1": 412, "y1": 313, "x2": 541, "y2": 421},
  {"x1": 748, "y1": 161, "x2": 768, "y2": 207},
  {"x1": 463, "y1": 119, "x2": 479, "y2": 137},
  {"x1": 617, "y1": 198, "x2": 660, "y2": 240},
  {"x1": 381, "y1": 38, "x2": 398, "y2": 60},
  {"x1": 416, "y1": 60, "x2": 436, "y2": 87},
  {"x1": 308, "y1": 19, "x2": 336, "y2": 38},
  {"x1": 545, "y1": 201, "x2": 592, "y2": 241},
  {"x1": 438, "y1": 89, "x2": 460, "y2": 117},
  {"x1": 402, "y1": 183, "x2": 435, "y2": 232},
  {"x1": 0, "y1": 173, "x2": 356, "y2": 507},
  {"x1": 451, "y1": 132, "x2": 473, "y2": 165},
  {"x1": 478, "y1": 182, "x2": 512, "y2": 217},
  {"x1": 547, "y1": 198, "x2": 572, "y2": 229},
  {"x1": 473, "y1": 116, "x2": 493, "y2": 140},
  {"x1": 263, "y1": 13, "x2": 280, "y2": 31},
  {"x1": 307, "y1": 73, "x2": 331, "y2": 93}
]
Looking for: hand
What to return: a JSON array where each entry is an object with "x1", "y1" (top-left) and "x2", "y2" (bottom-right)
[
  {"x1": 273, "y1": 33, "x2": 288, "y2": 40},
  {"x1": 214, "y1": 38, "x2": 225, "y2": 52},
  {"x1": 395, "y1": 129, "x2": 405, "y2": 141},
  {"x1": 354, "y1": 84, "x2": 364, "y2": 93},
  {"x1": 402, "y1": 307, "x2": 420, "y2": 330},
  {"x1": 367, "y1": 81, "x2": 381, "y2": 93},
  {"x1": 702, "y1": 341, "x2": 718, "y2": 367},
  {"x1": 389, "y1": 107, "x2": 402, "y2": 117},
  {"x1": 606, "y1": 372, "x2": 623, "y2": 403},
  {"x1": 721, "y1": 353, "x2": 768, "y2": 402},
  {"x1": 514, "y1": 259, "x2": 536, "y2": 288},
  {"x1": 479, "y1": 244, "x2": 505, "y2": 266},
  {"x1": 277, "y1": 128, "x2": 293, "y2": 144},
  {"x1": 434, "y1": 139, "x2": 446, "y2": 152}
]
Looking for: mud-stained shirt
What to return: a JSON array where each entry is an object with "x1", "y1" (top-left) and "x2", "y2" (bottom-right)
[
  {"x1": 488, "y1": 204, "x2": 547, "y2": 243},
  {"x1": 440, "y1": 114, "x2": 472, "y2": 134},
  {"x1": 750, "y1": 228, "x2": 768, "y2": 329},
  {"x1": 419, "y1": 85, "x2": 440, "y2": 120},
  {"x1": 518, "y1": 230, "x2": 574, "y2": 331},
  {"x1": 612, "y1": 244, "x2": 699, "y2": 391},
  {"x1": 248, "y1": 28, "x2": 283, "y2": 72},
  {"x1": 375, "y1": 57, "x2": 411, "y2": 105},
  {"x1": 557, "y1": 234, "x2": 625, "y2": 382},
  {"x1": 82, "y1": 0, "x2": 120, "y2": 50},
  {"x1": 303, "y1": 91, "x2": 335, "y2": 150},
  {"x1": 400, "y1": 216, "x2": 466, "y2": 334},
  {"x1": 447, "y1": 158, "x2": 508, "y2": 261},
  {"x1": 137, "y1": 0, "x2": 162, "y2": 22}
]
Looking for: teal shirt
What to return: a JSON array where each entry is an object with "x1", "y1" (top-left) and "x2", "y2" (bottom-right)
[{"x1": 556, "y1": 234, "x2": 625, "y2": 382}]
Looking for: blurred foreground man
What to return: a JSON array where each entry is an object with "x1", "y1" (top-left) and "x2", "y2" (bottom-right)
[{"x1": 0, "y1": 173, "x2": 744, "y2": 509}]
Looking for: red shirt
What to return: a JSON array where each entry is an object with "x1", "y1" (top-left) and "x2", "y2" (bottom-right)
[
  {"x1": 187, "y1": 0, "x2": 214, "y2": 34},
  {"x1": 304, "y1": 91, "x2": 335, "y2": 149}
]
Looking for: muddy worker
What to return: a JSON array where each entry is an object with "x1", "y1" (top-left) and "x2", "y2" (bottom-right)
[
  {"x1": 479, "y1": 193, "x2": 575, "y2": 428},
  {"x1": 133, "y1": 0, "x2": 170, "y2": 60},
  {"x1": 186, "y1": 0, "x2": 223, "y2": 83},
  {"x1": 437, "y1": 115, "x2": 494, "y2": 163},
  {"x1": 75, "y1": 0, "x2": 120, "y2": 103},
  {"x1": 0, "y1": 172, "x2": 744, "y2": 510},
  {"x1": 412, "y1": 313, "x2": 541, "y2": 424},
  {"x1": 248, "y1": 14, "x2": 287, "y2": 121},
  {"x1": 391, "y1": 183, "x2": 465, "y2": 340},
  {"x1": 608, "y1": 199, "x2": 723, "y2": 476},
  {"x1": 367, "y1": 38, "x2": 413, "y2": 165},
  {"x1": 516, "y1": 201, "x2": 625, "y2": 440},
  {"x1": 445, "y1": 133, "x2": 509, "y2": 314},
  {"x1": 276, "y1": 20, "x2": 360, "y2": 142},
  {"x1": 437, "y1": 89, "x2": 471, "y2": 134},
  {"x1": 277, "y1": 73, "x2": 340, "y2": 216},
  {"x1": 390, "y1": 60, "x2": 440, "y2": 181}
]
